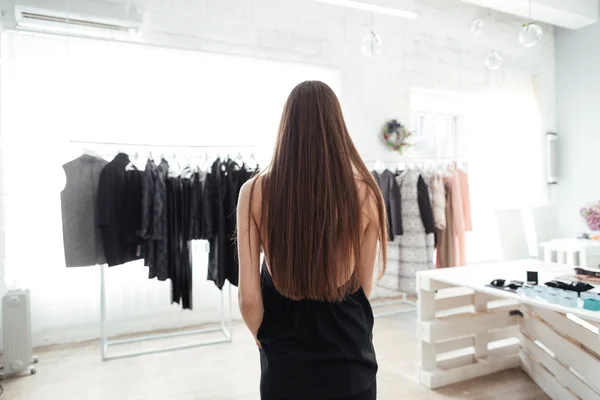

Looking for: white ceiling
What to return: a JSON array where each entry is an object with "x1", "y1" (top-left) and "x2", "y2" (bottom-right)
[{"x1": 458, "y1": 0, "x2": 599, "y2": 29}]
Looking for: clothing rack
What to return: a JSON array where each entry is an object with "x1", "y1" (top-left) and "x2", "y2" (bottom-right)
[
  {"x1": 70, "y1": 140, "x2": 254, "y2": 360},
  {"x1": 367, "y1": 156, "x2": 467, "y2": 318}
]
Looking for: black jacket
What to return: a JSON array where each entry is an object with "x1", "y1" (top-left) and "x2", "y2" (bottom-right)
[
  {"x1": 97, "y1": 153, "x2": 141, "y2": 266},
  {"x1": 372, "y1": 169, "x2": 403, "y2": 239}
]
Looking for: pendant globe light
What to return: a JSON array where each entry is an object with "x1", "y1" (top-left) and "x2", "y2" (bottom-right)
[
  {"x1": 470, "y1": 18, "x2": 484, "y2": 35},
  {"x1": 485, "y1": 50, "x2": 503, "y2": 70},
  {"x1": 519, "y1": 0, "x2": 543, "y2": 47},
  {"x1": 361, "y1": 31, "x2": 383, "y2": 57}
]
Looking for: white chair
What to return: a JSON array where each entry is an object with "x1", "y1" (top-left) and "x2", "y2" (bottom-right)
[
  {"x1": 494, "y1": 209, "x2": 530, "y2": 261},
  {"x1": 540, "y1": 239, "x2": 594, "y2": 267},
  {"x1": 530, "y1": 205, "x2": 559, "y2": 257}
]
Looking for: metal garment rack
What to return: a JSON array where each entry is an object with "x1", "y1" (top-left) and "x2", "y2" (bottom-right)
[
  {"x1": 69, "y1": 140, "x2": 253, "y2": 360},
  {"x1": 100, "y1": 264, "x2": 233, "y2": 361},
  {"x1": 366, "y1": 156, "x2": 466, "y2": 318}
]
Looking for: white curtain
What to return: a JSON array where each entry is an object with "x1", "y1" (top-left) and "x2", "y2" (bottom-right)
[{"x1": 0, "y1": 31, "x2": 340, "y2": 346}]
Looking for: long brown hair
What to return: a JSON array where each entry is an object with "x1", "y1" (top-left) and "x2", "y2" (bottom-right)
[{"x1": 253, "y1": 80, "x2": 387, "y2": 301}]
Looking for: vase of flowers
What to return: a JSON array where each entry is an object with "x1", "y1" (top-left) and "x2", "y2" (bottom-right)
[{"x1": 580, "y1": 202, "x2": 600, "y2": 231}]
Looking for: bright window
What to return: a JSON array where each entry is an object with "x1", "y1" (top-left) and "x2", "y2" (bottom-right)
[{"x1": 0, "y1": 31, "x2": 340, "y2": 344}]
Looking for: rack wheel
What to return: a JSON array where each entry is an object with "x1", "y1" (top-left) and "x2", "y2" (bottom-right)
[
  {"x1": 32, "y1": 356, "x2": 39, "y2": 364},
  {"x1": 30, "y1": 368, "x2": 36, "y2": 375}
]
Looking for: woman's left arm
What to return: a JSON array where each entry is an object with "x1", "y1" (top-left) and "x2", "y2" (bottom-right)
[{"x1": 237, "y1": 179, "x2": 264, "y2": 345}]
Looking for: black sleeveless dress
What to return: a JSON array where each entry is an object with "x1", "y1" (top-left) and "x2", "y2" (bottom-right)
[{"x1": 257, "y1": 264, "x2": 377, "y2": 400}]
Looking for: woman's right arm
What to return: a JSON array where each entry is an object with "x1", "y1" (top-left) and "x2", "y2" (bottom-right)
[
  {"x1": 358, "y1": 192, "x2": 382, "y2": 298},
  {"x1": 237, "y1": 178, "x2": 264, "y2": 346}
]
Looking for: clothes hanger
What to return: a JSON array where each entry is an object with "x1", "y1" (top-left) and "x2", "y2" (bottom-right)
[
  {"x1": 125, "y1": 151, "x2": 139, "y2": 171},
  {"x1": 374, "y1": 160, "x2": 386, "y2": 174},
  {"x1": 82, "y1": 147, "x2": 99, "y2": 157},
  {"x1": 247, "y1": 153, "x2": 258, "y2": 169},
  {"x1": 235, "y1": 152, "x2": 244, "y2": 168}
]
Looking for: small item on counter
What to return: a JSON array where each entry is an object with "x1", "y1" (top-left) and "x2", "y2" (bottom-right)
[
  {"x1": 547, "y1": 292, "x2": 560, "y2": 304},
  {"x1": 524, "y1": 286, "x2": 535, "y2": 298},
  {"x1": 559, "y1": 290, "x2": 578, "y2": 308},
  {"x1": 560, "y1": 297, "x2": 578, "y2": 308},
  {"x1": 545, "y1": 280, "x2": 594, "y2": 294},
  {"x1": 491, "y1": 279, "x2": 506, "y2": 287},
  {"x1": 507, "y1": 280, "x2": 524, "y2": 290},
  {"x1": 574, "y1": 267, "x2": 600, "y2": 279},
  {"x1": 527, "y1": 271, "x2": 538, "y2": 285},
  {"x1": 548, "y1": 287, "x2": 563, "y2": 296},
  {"x1": 533, "y1": 285, "x2": 547, "y2": 298},
  {"x1": 583, "y1": 298, "x2": 600, "y2": 311},
  {"x1": 581, "y1": 292, "x2": 600, "y2": 300}
]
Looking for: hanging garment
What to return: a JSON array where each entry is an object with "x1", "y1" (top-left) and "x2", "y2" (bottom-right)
[
  {"x1": 437, "y1": 179, "x2": 456, "y2": 268},
  {"x1": 122, "y1": 168, "x2": 143, "y2": 248},
  {"x1": 208, "y1": 158, "x2": 228, "y2": 289},
  {"x1": 208, "y1": 159, "x2": 254, "y2": 289},
  {"x1": 152, "y1": 159, "x2": 170, "y2": 280},
  {"x1": 61, "y1": 154, "x2": 108, "y2": 267},
  {"x1": 392, "y1": 170, "x2": 435, "y2": 295},
  {"x1": 188, "y1": 171, "x2": 203, "y2": 240},
  {"x1": 224, "y1": 160, "x2": 254, "y2": 287},
  {"x1": 428, "y1": 174, "x2": 447, "y2": 230},
  {"x1": 141, "y1": 160, "x2": 157, "y2": 277},
  {"x1": 372, "y1": 169, "x2": 403, "y2": 240},
  {"x1": 447, "y1": 167, "x2": 467, "y2": 266},
  {"x1": 168, "y1": 176, "x2": 193, "y2": 310},
  {"x1": 97, "y1": 153, "x2": 141, "y2": 267},
  {"x1": 140, "y1": 159, "x2": 156, "y2": 240},
  {"x1": 458, "y1": 169, "x2": 472, "y2": 231},
  {"x1": 258, "y1": 263, "x2": 377, "y2": 400},
  {"x1": 199, "y1": 170, "x2": 213, "y2": 240}
]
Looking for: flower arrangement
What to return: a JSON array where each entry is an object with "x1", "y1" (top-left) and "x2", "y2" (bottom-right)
[
  {"x1": 580, "y1": 202, "x2": 600, "y2": 231},
  {"x1": 382, "y1": 119, "x2": 412, "y2": 155}
]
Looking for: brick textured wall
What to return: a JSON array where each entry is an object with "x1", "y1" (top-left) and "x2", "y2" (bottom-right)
[{"x1": 72, "y1": 0, "x2": 556, "y2": 158}]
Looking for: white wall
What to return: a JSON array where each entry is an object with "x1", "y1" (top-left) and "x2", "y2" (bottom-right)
[
  {"x1": 0, "y1": 0, "x2": 556, "y2": 347},
  {"x1": 555, "y1": 22, "x2": 600, "y2": 237}
]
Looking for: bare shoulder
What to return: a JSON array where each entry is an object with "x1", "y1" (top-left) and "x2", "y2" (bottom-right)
[
  {"x1": 355, "y1": 178, "x2": 380, "y2": 222},
  {"x1": 240, "y1": 175, "x2": 263, "y2": 217}
]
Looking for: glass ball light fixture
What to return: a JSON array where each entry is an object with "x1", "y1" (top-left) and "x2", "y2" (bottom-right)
[
  {"x1": 361, "y1": 31, "x2": 383, "y2": 57},
  {"x1": 519, "y1": 0, "x2": 543, "y2": 48},
  {"x1": 470, "y1": 18, "x2": 484, "y2": 35},
  {"x1": 519, "y1": 23, "x2": 543, "y2": 47},
  {"x1": 485, "y1": 50, "x2": 503, "y2": 70}
]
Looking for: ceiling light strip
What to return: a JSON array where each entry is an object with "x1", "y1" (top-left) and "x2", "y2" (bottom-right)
[{"x1": 310, "y1": 0, "x2": 418, "y2": 19}]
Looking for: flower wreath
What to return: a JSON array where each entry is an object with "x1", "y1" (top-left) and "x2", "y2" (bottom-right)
[{"x1": 382, "y1": 119, "x2": 412, "y2": 154}]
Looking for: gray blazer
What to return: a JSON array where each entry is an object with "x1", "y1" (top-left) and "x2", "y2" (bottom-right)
[
  {"x1": 61, "y1": 155, "x2": 108, "y2": 267},
  {"x1": 372, "y1": 169, "x2": 403, "y2": 240}
]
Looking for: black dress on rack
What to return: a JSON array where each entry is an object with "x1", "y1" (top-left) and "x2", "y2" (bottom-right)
[
  {"x1": 168, "y1": 175, "x2": 193, "y2": 310},
  {"x1": 207, "y1": 158, "x2": 255, "y2": 289},
  {"x1": 207, "y1": 158, "x2": 228, "y2": 289}
]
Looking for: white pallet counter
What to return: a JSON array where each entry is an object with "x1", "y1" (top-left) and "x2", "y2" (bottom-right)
[{"x1": 417, "y1": 260, "x2": 600, "y2": 399}]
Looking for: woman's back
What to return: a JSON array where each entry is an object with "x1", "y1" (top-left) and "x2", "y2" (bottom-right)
[
  {"x1": 236, "y1": 81, "x2": 387, "y2": 400},
  {"x1": 259, "y1": 264, "x2": 376, "y2": 399},
  {"x1": 253, "y1": 177, "x2": 379, "y2": 399}
]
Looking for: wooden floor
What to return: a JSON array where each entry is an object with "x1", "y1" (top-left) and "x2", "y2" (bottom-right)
[{"x1": 3, "y1": 310, "x2": 548, "y2": 400}]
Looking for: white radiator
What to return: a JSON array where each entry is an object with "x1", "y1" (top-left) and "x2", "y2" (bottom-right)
[{"x1": 2, "y1": 288, "x2": 36, "y2": 377}]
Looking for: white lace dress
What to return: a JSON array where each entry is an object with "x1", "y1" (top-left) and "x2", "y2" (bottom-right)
[{"x1": 388, "y1": 169, "x2": 435, "y2": 295}]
